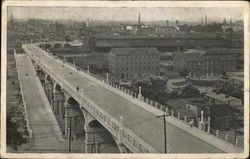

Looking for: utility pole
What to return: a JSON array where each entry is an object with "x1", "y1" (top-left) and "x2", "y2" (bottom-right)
[
  {"x1": 157, "y1": 113, "x2": 170, "y2": 153},
  {"x1": 68, "y1": 116, "x2": 72, "y2": 153},
  {"x1": 93, "y1": 132, "x2": 96, "y2": 153}
]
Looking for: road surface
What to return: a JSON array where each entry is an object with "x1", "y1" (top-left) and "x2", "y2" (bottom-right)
[
  {"x1": 24, "y1": 44, "x2": 223, "y2": 153},
  {"x1": 15, "y1": 53, "x2": 85, "y2": 153}
]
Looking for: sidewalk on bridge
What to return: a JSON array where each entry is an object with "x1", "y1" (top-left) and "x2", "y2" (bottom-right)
[{"x1": 15, "y1": 53, "x2": 66, "y2": 151}]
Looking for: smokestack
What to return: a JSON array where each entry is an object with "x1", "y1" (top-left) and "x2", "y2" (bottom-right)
[{"x1": 205, "y1": 15, "x2": 207, "y2": 25}]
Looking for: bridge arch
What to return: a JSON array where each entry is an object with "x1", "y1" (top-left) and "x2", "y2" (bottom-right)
[
  {"x1": 45, "y1": 74, "x2": 52, "y2": 82},
  {"x1": 64, "y1": 96, "x2": 85, "y2": 139},
  {"x1": 44, "y1": 74, "x2": 53, "y2": 104},
  {"x1": 84, "y1": 118, "x2": 120, "y2": 153},
  {"x1": 37, "y1": 70, "x2": 45, "y2": 85},
  {"x1": 53, "y1": 83, "x2": 65, "y2": 118}
]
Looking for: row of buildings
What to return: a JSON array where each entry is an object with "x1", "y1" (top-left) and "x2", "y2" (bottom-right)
[
  {"x1": 167, "y1": 91, "x2": 243, "y2": 130},
  {"x1": 173, "y1": 48, "x2": 243, "y2": 77},
  {"x1": 109, "y1": 47, "x2": 243, "y2": 82}
]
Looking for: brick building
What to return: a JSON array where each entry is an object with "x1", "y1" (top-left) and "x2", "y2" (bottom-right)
[
  {"x1": 173, "y1": 48, "x2": 243, "y2": 77},
  {"x1": 204, "y1": 92, "x2": 242, "y2": 108},
  {"x1": 109, "y1": 47, "x2": 160, "y2": 82}
]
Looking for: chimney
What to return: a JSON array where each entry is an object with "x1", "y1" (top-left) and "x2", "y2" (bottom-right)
[{"x1": 205, "y1": 15, "x2": 207, "y2": 25}]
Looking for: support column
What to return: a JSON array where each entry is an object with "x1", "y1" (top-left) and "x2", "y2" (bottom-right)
[
  {"x1": 64, "y1": 103, "x2": 70, "y2": 138},
  {"x1": 64, "y1": 104, "x2": 77, "y2": 139},
  {"x1": 44, "y1": 80, "x2": 53, "y2": 105},
  {"x1": 84, "y1": 126, "x2": 110, "y2": 153},
  {"x1": 58, "y1": 100, "x2": 65, "y2": 118},
  {"x1": 70, "y1": 116, "x2": 77, "y2": 140},
  {"x1": 53, "y1": 89, "x2": 61, "y2": 114}
]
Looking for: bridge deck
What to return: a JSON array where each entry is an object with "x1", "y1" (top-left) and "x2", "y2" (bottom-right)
[
  {"x1": 24, "y1": 44, "x2": 223, "y2": 153},
  {"x1": 15, "y1": 53, "x2": 85, "y2": 152}
]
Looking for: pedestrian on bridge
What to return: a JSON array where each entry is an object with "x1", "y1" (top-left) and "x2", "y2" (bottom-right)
[{"x1": 76, "y1": 86, "x2": 79, "y2": 92}]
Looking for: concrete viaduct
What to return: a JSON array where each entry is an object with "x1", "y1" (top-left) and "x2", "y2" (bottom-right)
[{"x1": 21, "y1": 42, "x2": 243, "y2": 153}]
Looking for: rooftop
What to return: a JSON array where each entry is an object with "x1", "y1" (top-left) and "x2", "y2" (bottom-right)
[
  {"x1": 182, "y1": 48, "x2": 243, "y2": 60},
  {"x1": 93, "y1": 35, "x2": 227, "y2": 40},
  {"x1": 110, "y1": 47, "x2": 159, "y2": 56},
  {"x1": 205, "y1": 92, "x2": 241, "y2": 102},
  {"x1": 166, "y1": 97, "x2": 206, "y2": 110},
  {"x1": 184, "y1": 48, "x2": 243, "y2": 55}
]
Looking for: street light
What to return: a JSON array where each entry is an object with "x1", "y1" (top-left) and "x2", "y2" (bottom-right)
[{"x1": 157, "y1": 113, "x2": 170, "y2": 153}]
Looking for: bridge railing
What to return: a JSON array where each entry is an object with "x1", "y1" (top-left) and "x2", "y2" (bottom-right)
[
  {"x1": 27, "y1": 43, "x2": 244, "y2": 150},
  {"x1": 28, "y1": 47, "x2": 158, "y2": 153}
]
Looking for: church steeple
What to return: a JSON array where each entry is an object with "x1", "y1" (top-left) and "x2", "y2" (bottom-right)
[
  {"x1": 223, "y1": 18, "x2": 227, "y2": 24},
  {"x1": 9, "y1": 8, "x2": 15, "y2": 30},
  {"x1": 136, "y1": 13, "x2": 142, "y2": 35},
  {"x1": 138, "y1": 13, "x2": 141, "y2": 25},
  {"x1": 205, "y1": 15, "x2": 207, "y2": 25}
]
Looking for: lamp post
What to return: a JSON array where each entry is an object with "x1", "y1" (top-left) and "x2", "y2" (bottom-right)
[{"x1": 157, "y1": 113, "x2": 170, "y2": 153}]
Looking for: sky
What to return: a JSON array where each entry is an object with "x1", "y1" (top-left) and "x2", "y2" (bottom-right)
[{"x1": 8, "y1": 7, "x2": 243, "y2": 23}]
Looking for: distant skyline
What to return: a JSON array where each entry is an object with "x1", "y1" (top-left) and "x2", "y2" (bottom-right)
[{"x1": 8, "y1": 7, "x2": 243, "y2": 23}]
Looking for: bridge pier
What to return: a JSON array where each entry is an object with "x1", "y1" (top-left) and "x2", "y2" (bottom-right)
[
  {"x1": 37, "y1": 70, "x2": 45, "y2": 85},
  {"x1": 44, "y1": 77, "x2": 53, "y2": 106},
  {"x1": 115, "y1": 139, "x2": 130, "y2": 153},
  {"x1": 53, "y1": 89, "x2": 64, "y2": 115},
  {"x1": 81, "y1": 108, "x2": 120, "y2": 153},
  {"x1": 64, "y1": 103, "x2": 77, "y2": 140},
  {"x1": 84, "y1": 123, "x2": 119, "y2": 153},
  {"x1": 63, "y1": 94, "x2": 83, "y2": 140},
  {"x1": 84, "y1": 126, "x2": 103, "y2": 153}
]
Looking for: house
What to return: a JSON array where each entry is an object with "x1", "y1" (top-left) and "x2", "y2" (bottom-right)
[{"x1": 204, "y1": 92, "x2": 242, "y2": 108}]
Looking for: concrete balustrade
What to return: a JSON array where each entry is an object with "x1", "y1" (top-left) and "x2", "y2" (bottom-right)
[
  {"x1": 236, "y1": 139, "x2": 239, "y2": 147},
  {"x1": 150, "y1": 100, "x2": 153, "y2": 106},
  {"x1": 26, "y1": 43, "x2": 243, "y2": 151},
  {"x1": 207, "y1": 125, "x2": 210, "y2": 133},
  {"x1": 184, "y1": 115, "x2": 187, "y2": 122},
  {"x1": 216, "y1": 130, "x2": 219, "y2": 137}
]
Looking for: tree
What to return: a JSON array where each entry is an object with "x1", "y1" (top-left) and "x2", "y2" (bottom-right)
[
  {"x1": 179, "y1": 69, "x2": 188, "y2": 77},
  {"x1": 132, "y1": 76, "x2": 168, "y2": 103},
  {"x1": 7, "y1": 117, "x2": 27, "y2": 151},
  {"x1": 179, "y1": 84, "x2": 200, "y2": 98},
  {"x1": 213, "y1": 81, "x2": 243, "y2": 100},
  {"x1": 54, "y1": 43, "x2": 62, "y2": 49},
  {"x1": 64, "y1": 43, "x2": 71, "y2": 48},
  {"x1": 64, "y1": 35, "x2": 71, "y2": 42}
]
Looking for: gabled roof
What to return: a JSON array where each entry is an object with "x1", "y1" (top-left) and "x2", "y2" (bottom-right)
[
  {"x1": 110, "y1": 47, "x2": 159, "y2": 56},
  {"x1": 205, "y1": 92, "x2": 241, "y2": 102}
]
